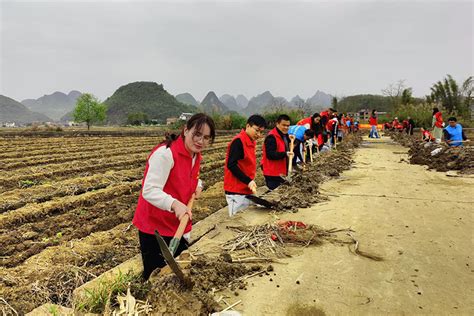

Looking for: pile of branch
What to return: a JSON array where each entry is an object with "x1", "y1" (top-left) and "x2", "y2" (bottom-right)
[
  {"x1": 223, "y1": 221, "x2": 383, "y2": 261},
  {"x1": 223, "y1": 221, "x2": 352, "y2": 257}
]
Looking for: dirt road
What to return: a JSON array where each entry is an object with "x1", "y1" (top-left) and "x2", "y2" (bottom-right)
[{"x1": 197, "y1": 136, "x2": 474, "y2": 315}]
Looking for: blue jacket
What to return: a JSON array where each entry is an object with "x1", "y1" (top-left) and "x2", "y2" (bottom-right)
[
  {"x1": 288, "y1": 125, "x2": 307, "y2": 142},
  {"x1": 444, "y1": 124, "x2": 463, "y2": 147}
]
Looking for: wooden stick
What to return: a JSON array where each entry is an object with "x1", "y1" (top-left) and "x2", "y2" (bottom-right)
[
  {"x1": 174, "y1": 194, "x2": 195, "y2": 240},
  {"x1": 222, "y1": 300, "x2": 242, "y2": 312},
  {"x1": 288, "y1": 135, "x2": 295, "y2": 174}
]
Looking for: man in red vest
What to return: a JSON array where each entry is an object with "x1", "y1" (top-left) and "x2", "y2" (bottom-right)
[
  {"x1": 224, "y1": 115, "x2": 267, "y2": 216},
  {"x1": 261, "y1": 114, "x2": 292, "y2": 190}
]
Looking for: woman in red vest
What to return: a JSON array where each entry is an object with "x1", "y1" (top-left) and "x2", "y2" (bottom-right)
[
  {"x1": 133, "y1": 113, "x2": 215, "y2": 280},
  {"x1": 297, "y1": 112, "x2": 323, "y2": 151},
  {"x1": 432, "y1": 107, "x2": 444, "y2": 142},
  {"x1": 261, "y1": 114, "x2": 292, "y2": 190},
  {"x1": 224, "y1": 115, "x2": 267, "y2": 216}
]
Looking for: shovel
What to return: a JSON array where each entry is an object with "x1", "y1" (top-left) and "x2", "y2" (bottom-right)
[
  {"x1": 307, "y1": 140, "x2": 314, "y2": 162},
  {"x1": 280, "y1": 135, "x2": 296, "y2": 183},
  {"x1": 245, "y1": 186, "x2": 277, "y2": 209},
  {"x1": 154, "y1": 194, "x2": 195, "y2": 286}
]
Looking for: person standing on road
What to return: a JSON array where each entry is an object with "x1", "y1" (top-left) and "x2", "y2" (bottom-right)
[
  {"x1": 224, "y1": 115, "x2": 267, "y2": 217},
  {"x1": 443, "y1": 117, "x2": 468, "y2": 147},
  {"x1": 432, "y1": 107, "x2": 444, "y2": 142},
  {"x1": 133, "y1": 113, "x2": 216, "y2": 280},
  {"x1": 261, "y1": 114, "x2": 293, "y2": 190},
  {"x1": 369, "y1": 109, "x2": 380, "y2": 138}
]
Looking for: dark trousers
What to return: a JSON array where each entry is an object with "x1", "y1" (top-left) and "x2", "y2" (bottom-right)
[
  {"x1": 265, "y1": 175, "x2": 285, "y2": 190},
  {"x1": 138, "y1": 230, "x2": 189, "y2": 280}
]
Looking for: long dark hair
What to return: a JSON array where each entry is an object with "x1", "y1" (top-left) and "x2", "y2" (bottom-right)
[
  {"x1": 432, "y1": 107, "x2": 439, "y2": 116},
  {"x1": 164, "y1": 113, "x2": 216, "y2": 148},
  {"x1": 371, "y1": 109, "x2": 377, "y2": 117},
  {"x1": 311, "y1": 112, "x2": 323, "y2": 135}
]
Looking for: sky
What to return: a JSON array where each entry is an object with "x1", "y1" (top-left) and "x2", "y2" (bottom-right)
[{"x1": 0, "y1": 0, "x2": 472, "y2": 102}]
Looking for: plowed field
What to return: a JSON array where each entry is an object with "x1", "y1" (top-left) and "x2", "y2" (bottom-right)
[{"x1": 0, "y1": 132, "x2": 245, "y2": 314}]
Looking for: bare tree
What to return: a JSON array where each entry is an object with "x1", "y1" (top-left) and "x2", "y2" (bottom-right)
[
  {"x1": 269, "y1": 97, "x2": 288, "y2": 112},
  {"x1": 294, "y1": 99, "x2": 312, "y2": 115},
  {"x1": 382, "y1": 79, "x2": 406, "y2": 109}
]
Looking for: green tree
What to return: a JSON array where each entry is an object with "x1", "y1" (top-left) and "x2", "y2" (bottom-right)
[
  {"x1": 331, "y1": 96, "x2": 338, "y2": 109},
  {"x1": 127, "y1": 112, "x2": 149, "y2": 125},
  {"x1": 401, "y1": 88, "x2": 413, "y2": 105},
  {"x1": 429, "y1": 74, "x2": 472, "y2": 116},
  {"x1": 73, "y1": 93, "x2": 107, "y2": 130},
  {"x1": 460, "y1": 76, "x2": 473, "y2": 117}
]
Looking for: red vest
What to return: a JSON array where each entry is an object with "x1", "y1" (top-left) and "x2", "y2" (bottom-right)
[
  {"x1": 297, "y1": 117, "x2": 311, "y2": 126},
  {"x1": 261, "y1": 128, "x2": 287, "y2": 177},
  {"x1": 369, "y1": 116, "x2": 377, "y2": 126},
  {"x1": 132, "y1": 136, "x2": 200, "y2": 236},
  {"x1": 434, "y1": 112, "x2": 443, "y2": 128},
  {"x1": 224, "y1": 130, "x2": 256, "y2": 194},
  {"x1": 326, "y1": 118, "x2": 337, "y2": 131}
]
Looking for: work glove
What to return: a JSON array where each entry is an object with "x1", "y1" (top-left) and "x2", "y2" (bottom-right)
[{"x1": 168, "y1": 237, "x2": 180, "y2": 256}]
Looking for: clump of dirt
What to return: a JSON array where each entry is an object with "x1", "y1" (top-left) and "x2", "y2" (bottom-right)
[
  {"x1": 387, "y1": 131, "x2": 474, "y2": 174},
  {"x1": 408, "y1": 142, "x2": 474, "y2": 173},
  {"x1": 386, "y1": 130, "x2": 415, "y2": 147},
  {"x1": 146, "y1": 255, "x2": 261, "y2": 315},
  {"x1": 272, "y1": 134, "x2": 362, "y2": 211}
]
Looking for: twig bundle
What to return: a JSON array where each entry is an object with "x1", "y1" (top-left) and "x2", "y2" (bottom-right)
[{"x1": 223, "y1": 222, "x2": 355, "y2": 257}]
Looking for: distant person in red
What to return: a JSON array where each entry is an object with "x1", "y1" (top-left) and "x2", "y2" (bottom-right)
[
  {"x1": 421, "y1": 127, "x2": 435, "y2": 142},
  {"x1": 319, "y1": 108, "x2": 336, "y2": 143},
  {"x1": 327, "y1": 114, "x2": 338, "y2": 147},
  {"x1": 392, "y1": 117, "x2": 403, "y2": 131},
  {"x1": 369, "y1": 109, "x2": 380, "y2": 138},
  {"x1": 406, "y1": 116, "x2": 415, "y2": 135},
  {"x1": 224, "y1": 115, "x2": 267, "y2": 216},
  {"x1": 402, "y1": 119, "x2": 409, "y2": 132},
  {"x1": 432, "y1": 107, "x2": 444, "y2": 142},
  {"x1": 133, "y1": 113, "x2": 216, "y2": 280},
  {"x1": 261, "y1": 114, "x2": 292, "y2": 190}
]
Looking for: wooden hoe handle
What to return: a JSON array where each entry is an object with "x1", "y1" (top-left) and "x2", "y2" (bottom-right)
[
  {"x1": 173, "y1": 193, "x2": 195, "y2": 240},
  {"x1": 288, "y1": 135, "x2": 295, "y2": 174}
]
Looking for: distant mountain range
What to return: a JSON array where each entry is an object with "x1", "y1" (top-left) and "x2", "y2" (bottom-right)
[
  {"x1": 1, "y1": 95, "x2": 52, "y2": 124},
  {"x1": 173, "y1": 90, "x2": 332, "y2": 116},
  {"x1": 1, "y1": 85, "x2": 334, "y2": 125},
  {"x1": 21, "y1": 90, "x2": 82, "y2": 120}
]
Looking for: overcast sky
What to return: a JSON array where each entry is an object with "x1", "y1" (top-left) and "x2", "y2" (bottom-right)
[{"x1": 0, "y1": 0, "x2": 472, "y2": 102}]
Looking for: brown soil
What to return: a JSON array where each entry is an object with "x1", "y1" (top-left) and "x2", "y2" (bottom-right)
[
  {"x1": 386, "y1": 131, "x2": 474, "y2": 174},
  {"x1": 272, "y1": 134, "x2": 362, "y2": 211},
  {"x1": 0, "y1": 193, "x2": 137, "y2": 267},
  {"x1": 146, "y1": 255, "x2": 264, "y2": 315}
]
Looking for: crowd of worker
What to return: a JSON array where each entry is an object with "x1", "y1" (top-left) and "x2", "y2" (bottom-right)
[
  {"x1": 378, "y1": 107, "x2": 468, "y2": 147},
  {"x1": 132, "y1": 107, "x2": 468, "y2": 280},
  {"x1": 225, "y1": 108, "x2": 358, "y2": 216}
]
